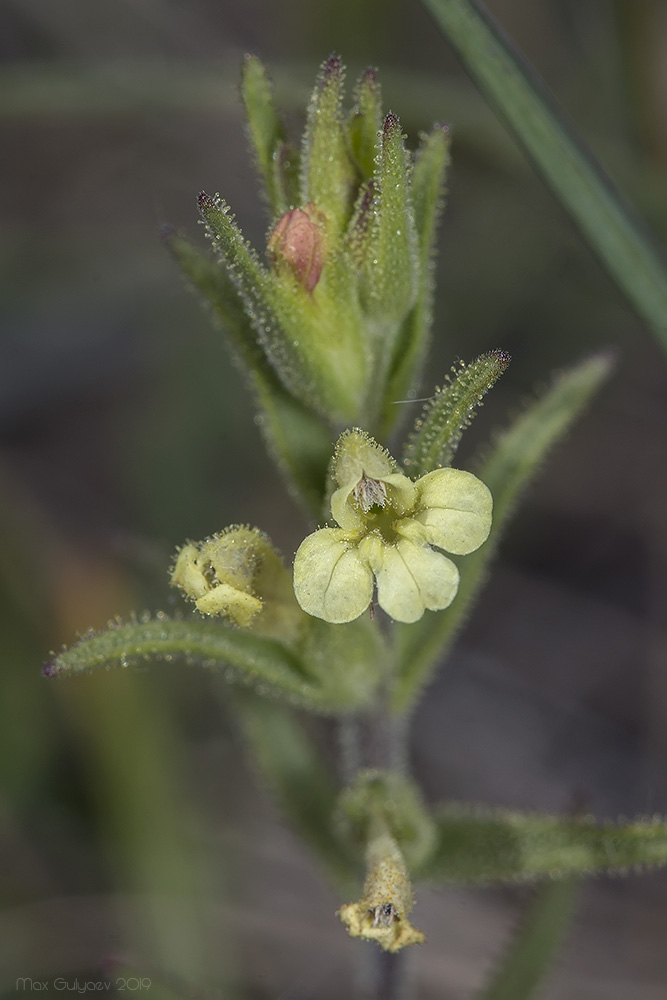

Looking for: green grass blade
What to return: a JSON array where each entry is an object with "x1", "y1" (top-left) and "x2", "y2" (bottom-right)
[
  {"x1": 421, "y1": 0, "x2": 667, "y2": 347},
  {"x1": 478, "y1": 879, "x2": 576, "y2": 1000},
  {"x1": 392, "y1": 353, "x2": 613, "y2": 714}
]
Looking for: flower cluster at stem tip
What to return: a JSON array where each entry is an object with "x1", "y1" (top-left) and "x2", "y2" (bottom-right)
[{"x1": 293, "y1": 429, "x2": 492, "y2": 624}]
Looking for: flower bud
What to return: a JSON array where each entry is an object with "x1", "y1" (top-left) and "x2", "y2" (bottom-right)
[{"x1": 268, "y1": 202, "x2": 327, "y2": 292}]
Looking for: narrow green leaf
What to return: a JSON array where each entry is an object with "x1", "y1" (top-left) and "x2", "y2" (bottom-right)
[
  {"x1": 366, "y1": 113, "x2": 418, "y2": 326},
  {"x1": 197, "y1": 190, "x2": 327, "y2": 412},
  {"x1": 234, "y1": 691, "x2": 358, "y2": 893},
  {"x1": 163, "y1": 229, "x2": 332, "y2": 515},
  {"x1": 300, "y1": 55, "x2": 356, "y2": 241},
  {"x1": 421, "y1": 0, "x2": 667, "y2": 348},
  {"x1": 347, "y1": 68, "x2": 383, "y2": 180},
  {"x1": 420, "y1": 805, "x2": 667, "y2": 883},
  {"x1": 45, "y1": 615, "x2": 364, "y2": 713},
  {"x1": 403, "y1": 349, "x2": 511, "y2": 476},
  {"x1": 382, "y1": 124, "x2": 452, "y2": 426},
  {"x1": 241, "y1": 54, "x2": 298, "y2": 217},
  {"x1": 392, "y1": 353, "x2": 613, "y2": 713},
  {"x1": 478, "y1": 879, "x2": 576, "y2": 1000}
]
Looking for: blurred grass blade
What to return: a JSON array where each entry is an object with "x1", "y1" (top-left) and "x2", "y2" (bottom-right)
[
  {"x1": 234, "y1": 692, "x2": 358, "y2": 893},
  {"x1": 420, "y1": 805, "x2": 667, "y2": 882},
  {"x1": 478, "y1": 879, "x2": 576, "y2": 1000},
  {"x1": 403, "y1": 349, "x2": 511, "y2": 476},
  {"x1": 163, "y1": 229, "x2": 332, "y2": 515},
  {"x1": 45, "y1": 616, "x2": 361, "y2": 713},
  {"x1": 421, "y1": 0, "x2": 667, "y2": 347},
  {"x1": 392, "y1": 352, "x2": 613, "y2": 713}
]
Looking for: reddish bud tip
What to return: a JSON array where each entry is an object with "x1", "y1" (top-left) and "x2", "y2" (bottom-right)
[
  {"x1": 268, "y1": 203, "x2": 328, "y2": 293},
  {"x1": 384, "y1": 112, "x2": 400, "y2": 132},
  {"x1": 42, "y1": 661, "x2": 56, "y2": 677},
  {"x1": 197, "y1": 190, "x2": 214, "y2": 211},
  {"x1": 325, "y1": 54, "x2": 342, "y2": 77}
]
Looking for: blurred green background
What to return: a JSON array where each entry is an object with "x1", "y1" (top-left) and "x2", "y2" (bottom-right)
[{"x1": 1, "y1": 0, "x2": 667, "y2": 996}]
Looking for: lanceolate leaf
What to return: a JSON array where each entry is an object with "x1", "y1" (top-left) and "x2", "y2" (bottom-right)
[
  {"x1": 383, "y1": 124, "x2": 452, "y2": 431},
  {"x1": 392, "y1": 353, "x2": 613, "y2": 713},
  {"x1": 241, "y1": 54, "x2": 298, "y2": 217},
  {"x1": 403, "y1": 349, "x2": 511, "y2": 475},
  {"x1": 478, "y1": 879, "x2": 577, "y2": 1000},
  {"x1": 163, "y1": 229, "x2": 332, "y2": 515},
  {"x1": 300, "y1": 55, "x2": 356, "y2": 241},
  {"x1": 421, "y1": 0, "x2": 667, "y2": 349},
  {"x1": 45, "y1": 616, "x2": 366, "y2": 714},
  {"x1": 234, "y1": 692, "x2": 358, "y2": 893},
  {"x1": 365, "y1": 113, "x2": 418, "y2": 329},
  {"x1": 347, "y1": 68, "x2": 383, "y2": 181},
  {"x1": 419, "y1": 805, "x2": 667, "y2": 883}
]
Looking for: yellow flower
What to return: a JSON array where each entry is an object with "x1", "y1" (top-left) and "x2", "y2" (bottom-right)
[
  {"x1": 293, "y1": 429, "x2": 492, "y2": 624},
  {"x1": 338, "y1": 826, "x2": 425, "y2": 952},
  {"x1": 171, "y1": 525, "x2": 304, "y2": 638}
]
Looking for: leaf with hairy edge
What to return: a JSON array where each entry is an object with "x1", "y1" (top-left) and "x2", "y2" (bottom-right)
[
  {"x1": 478, "y1": 878, "x2": 576, "y2": 1000},
  {"x1": 421, "y1": 0, "x2": 667, "y2": 349},
  {"x1": 404, "y1": 349, "x2": 511, "y2": 476},
  {"x1": 45, "y1": 616, "x2": 369, "y2": 714},
  {"x1": 347, "y1": 68, "x2": 382, "y2": 181},
  {"x1": 418, "y1": 805, "x2": 667, "y2": 883},
  {"x1": 384, "y1": 124, "x2": 451, "y2": 426},
  {"x1": 300, "y1": 55, "x2": 356, "y2": 242},
  {"x1": 241, "y1": 54, "x2": 299, "y2": 217},
  {"x1": 365, "y1": 113, "x2": 418, "y2": 330},
  {"x1": 392, "y1": 353, "x2": 613, "y2": 713},
  {"x1": 163, "y1": 228, "x2": 332, "y2": 515},
  {"x1": 234, "y1": 691, "x2": 359, "y2": 893}
]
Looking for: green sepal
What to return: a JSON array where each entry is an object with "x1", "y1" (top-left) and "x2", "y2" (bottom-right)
[
  {"x1": 241, "y1": 54, "x2": 298, "y2": 217},
  {"x1": 234, "y1": 691, "x2": 359, "y2": 894},
  {"x1": 336, "y1": 769, "x2": 436, "y2": 873},
  {"x1": 418, "y1": 805, "x2": 667, "y2": 883},
  {"x1": 392, "y1": 353, "x2": 614, "y2": 713},
  {"x1": 300, "y1": 616, "x2": 384, "y2": 714},
  {"x1": 478, "y1": 878, "x2": 577, "y2": 1000},
  {"x1": 200, "y1": 192, "x2": 369, "y2": 424},
  {"x1": 45, "y1": 615, "x2": 375, "y2": 714},
  {"x1": 162, "y1": 228, "x2": 331, "y2": 515},
  {"x1": 383, "y1": 125, "x2": 451, "y2": 425},
  {"x1": 300, "y1": 55, "x2": 356, "y2": 243},
  {"x1": 365, "y1": 113, "x2": 418, "y2": 328},
  {"x1": 198, "y1": 191, "x2": 326, "y2": 413},
  {"x1": 403, "y1": 349, "x2": 511, "y2": 476},
  {"x1": 347, "y1": 67, "x2": 382, "y2": 180}
]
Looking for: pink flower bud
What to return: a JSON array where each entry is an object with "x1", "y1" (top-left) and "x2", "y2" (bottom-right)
[{"x1": 268, "y1": 203, "x2": 327, "y2": 292}]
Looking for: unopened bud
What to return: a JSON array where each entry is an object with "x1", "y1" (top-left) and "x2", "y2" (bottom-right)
[{"x1": 268, "y1": 203, "x2": 327, "y2": 292}]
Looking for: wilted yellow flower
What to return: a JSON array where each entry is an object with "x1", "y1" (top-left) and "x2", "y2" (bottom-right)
[
  {"x1": 338, "y1": 827, "x2": 425, "y2": 952},
  {"x1": 293, "y1": 429, "x2": 492, "y2": 624},
  {"x1": 171, "y1": 525, "x2": 303, "y2": 637}
]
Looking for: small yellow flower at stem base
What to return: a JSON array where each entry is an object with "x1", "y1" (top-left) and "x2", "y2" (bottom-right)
[
  {"x1": 293, "y1": 428, "x2": 493, "y2": 623},
  {"x1": 338, "y1": 827, "x2": 425, "y2": 953}
]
